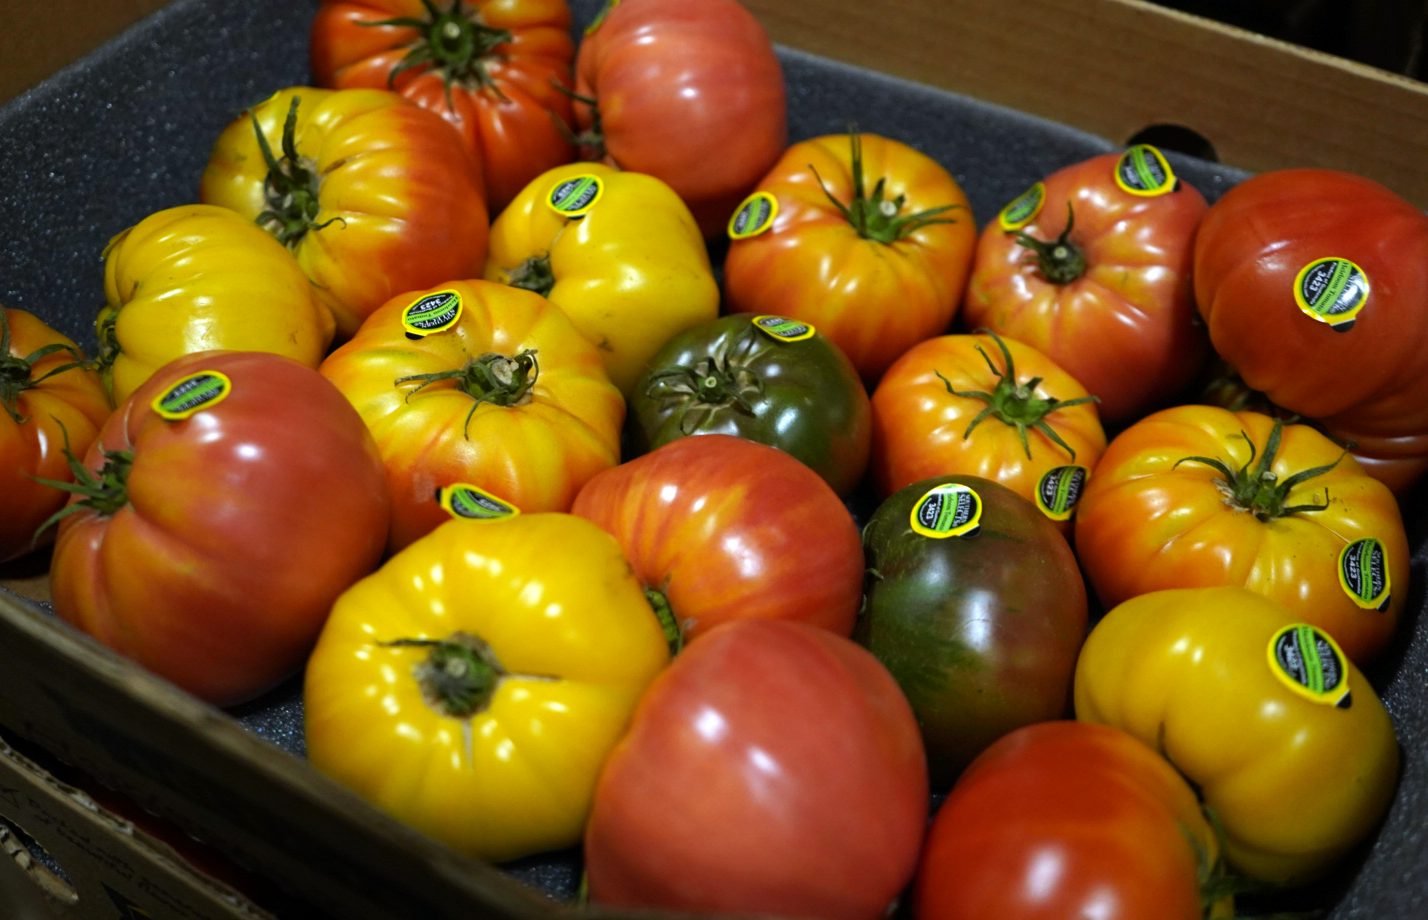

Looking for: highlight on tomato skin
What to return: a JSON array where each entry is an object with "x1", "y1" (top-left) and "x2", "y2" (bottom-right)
[{"x1": 584, "y1": 618, "x2": 929, "y2": 920}]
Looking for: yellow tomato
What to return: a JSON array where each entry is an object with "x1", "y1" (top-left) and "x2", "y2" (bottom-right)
[
  {"x1": 1074, "y1": 586, "x2": 1399, "y2": 887},
  {"x1": 485, "y1": 163, "x2": 720, "y2": 396},
  {"x1": 98, "y1": 204, "x2": 334, "y2": 405},
  {"x1": 304, "y1": 513, "x2": 671, "y2": 863}
]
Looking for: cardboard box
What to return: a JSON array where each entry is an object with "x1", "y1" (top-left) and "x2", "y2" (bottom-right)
[{"x1": 2, "y1": 0, "x2": 1426, "y2": 917}]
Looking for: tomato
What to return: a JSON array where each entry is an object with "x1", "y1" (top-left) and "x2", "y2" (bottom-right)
[
  {"x1": 573, "y1": 0, "x2": 787, "y2": 237},
  {"x1": 962, "y1": 145, "x2": 1210, "y2": 424},
  {"x1": 47, "y1": 351, "x2": 390, "y2": 707},
  {"x1": 97, "y1": 204, "x2": 335, "y2": 405},
  {"x1": 0, "y1": 307, "x2": 110, "y2": 562},
  {"x1": 309, "y1": 0, "x2": 576, "y2": 213},
  {"x1": 1075, "y1": 586, "x2": 1399, "y2": 886},
  {"x1": 484, "y1": 162, "x2": 719, "y2": 396},
  {"x1": 629, "y1": 313, "x2": 872, "y2": 495},
  {"x1": 305, "y1": 512, "x2": 670, "y2": 863},
  {"x1": 723, "y1": 131, "x2": 977, "y2": 383},
  {"x1": 318, "y1": 279, "x2": 623, "y2": 553},
  {"x1": 857, "y1": 474, "x2": 1088, "y2": 787},
  {"x1": 584, "y1": 618, "x2": 928, "y2": 920},
  {"x1": 1074, "y1": 405, "x2": 1408, "y2": 665},
  {"x1": 571, "y1": 434, "x2": 864, "y2": 647},
  {"x1": 199, "y1": 86, "x2": 488, "y2": 340},
  {"x1": 913, "y1": 720, "x2": 1233, "y2": 920},
  {"x1": 870, "y1": 331, "x2": 1105, "y2": 534},
  {"x1": 1193, "y1": 168, "x2": 1428, "y2": 493}
]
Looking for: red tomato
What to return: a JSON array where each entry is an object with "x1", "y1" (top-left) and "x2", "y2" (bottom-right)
[
  {"x1": 570, "y1": 434, "x2": 864, "y2": 646},
  {"x1": 723, "y1": 131, "x2": 978, "y2": 383},
  {"x1": 47, "y1": 351, "x2": 391, "y2": 706},
  {"x1": 573, "y1": 0, "x2": 787, "y2": 236},
  {"x1": 1193, "y1": 168, "x2": 1428, "y2": 493},
  {"x1": 914, "y1": 720, "x2": 1232, "y2": 920},
  {"x1": 309, "y1": 0, "x2": 576, "y2": 213},
  {"x1": 962, "y1": 146, "x2": 1209, "y2": 424},
  {"x1": 585, "y1": 618, "x2": 929, "y2": 920},
  {"x1": 1, "y1": 307, "x2": 111, "y2": 562}
]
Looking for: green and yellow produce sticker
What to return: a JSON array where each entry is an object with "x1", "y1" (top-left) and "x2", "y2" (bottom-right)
[
  {"x1": 1294, "y1": 257, "x2": 1368, "y2": 332},
  {"x1": 547, "y1": 174, "x2": 604, "y2": 218},
  {"x1": 438, "y1": 484, "x2": 519, "y2": 522},
  {"x1": 1114, "y1": 144, "x2": 1177, "y2": 196},
  {"x1": 153, "y1": 370, "x2": 232, "y2": 420},
  {"x1": 1035, "y1": 465, "x2": 1088, "y2": 522},
  {"x1": 752, "y1": 315, "x2": 815, "y2": 342},
  {"x1": 910, "y1": 483, "x2": 983, "y2": 539},
  {"x1": 728, "y1": 191, "x2": 779, "y2": 239},
  {"x1": 1338, "y1": 537, "x2": 1391, "y2": 611},
  {"x1": 998, "y1": 181, "x2": 1046, "y2": 231},
  {"x1": 402, "y1": 290, "x2": 463, "y2": 338},
  {"x1": 1268, "y1": 624, "x2": 1351, "y2": 708}
]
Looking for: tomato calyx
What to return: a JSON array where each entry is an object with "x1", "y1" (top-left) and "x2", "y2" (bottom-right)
[
  {"x1": 249, "y1": 97, "x2": 345, "y2": 247},
  {"x1": 1008, "y1": 201, "x2": 1087, "y2": 285},
  {"x1": 31, "y1": 424, "x2": 133, "y2": 542},
  {"x1": 503, "y1": 255, "x2": 556, "y2": 298},
  {"x1": 396, "y1": 349, "x2": 540, "y2": 438},
  {"x1": 643, "y1": 587, "x2": 685, "y2": 655},
  {"x1": 813, "y1": 127, "x2": 964, "y2": 244},
  {"x1": 557, "y1": 87, "x2": 606, "y2": 161},
  {"x1": 0, "y1": 310, "x2": 88, "y2": 424},
  {"x1": 383, "y1": 632, "x2": 505, "y2": 717},
  {"x1": 936, "y1": 330, "x2": 1098, "y2": 460},
  {"x1": 1173, "y1": 418, "x2": 1345, "y2": 523},
  {"x1": 644, "y1": 332, "x2": 764, "y2": 434},
  {"x1": 365, "y1": 0, "x2": 514, "y2": 105}
]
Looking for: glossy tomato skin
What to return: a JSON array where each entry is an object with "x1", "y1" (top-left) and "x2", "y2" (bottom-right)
[
  {"x1": 305, "y1": 513, "x2": 670, "y2": 863},
  {"x1": 585, "y1": 618, "x2": 929, "y2": 920},
  {"x1": 574, "y1": 0, "x2": 787, "y2": 237},
  {"x1": 871, "y1": 333, "x2": 1106, "y2": 535},
  {"x1": 1074, "y1": 405, "x2": 1408, "y2": 665},
  {"x1": 319, "y1": 279, "x2": 624, "y2": 554},
  {"x1": 310, "y1": 0, "x2": 576, "y2": 213},
  {"x1": 1075, "y1": 586, "x2": 1399, "y2": 886},
  {"x1": 630, "y1": 313, "x2": 872, "y2": 495},
  {"x1": 913, "y1": 720, "x2": 1230, "y2": 920},
  {"x1": 963, "y1": 148, "x2": 1209, "y2": 424},
  {"x1": 0, "y1": 308, "x2": 111, "y2": 562},
  {"x1": 858, "y1": 475, "x2": 1089, "y2": 787},
  {"x1": 200, "y1": 86, "x2": 488, "y2": 339},
  {"x1": 48, "y1": 351, "x2": 391, "y2": 707},
  {"x1": 723, "y1": 133, "x2": 977, "y2": 382},
  {"x1": 571, "y1": 434, "x2": 864, "y2": 643},
  {"x1": 1194, "y1": 168, "x2": 1428, "y2": 493},
  {"x1": 98, "y1": 204, "x2": 335, "y2": 405}
]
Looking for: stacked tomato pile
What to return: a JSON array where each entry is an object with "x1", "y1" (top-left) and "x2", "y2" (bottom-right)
[{"x1": 1, "y1": 0, "x2": 1420, "y2": 917}]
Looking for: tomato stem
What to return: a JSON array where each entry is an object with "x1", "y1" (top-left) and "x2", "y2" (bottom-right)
[
  {"x1": 1008, "y1": 201, "x2": 1087, "y2": 285},
  {"x1": 1173, "y1": 418, "x2": 1344, "y2": 522},
  {"x1": 643, "y1": 328, "x2": 764, "y2": 434},
  {"x1": 0, "y1": 309, "x2": 89, "y2": 424},
  {"x1": 810, "y1": 124, "x2": 965, "y2": 244},
  {"x1": 384, "y1": 633, "x2": 504, "y2": 718},
  {"x1": 644, "y1": 588, "x2": 684, "y2": 655},
  {"x1": 30, "y1": 421, "x2": 132, "y2": 543},
  {"x1": 250, "y1": 97, "x2": 345, "y2": 247},
  {"x1": 937, "y1": 330, "x2": 1098, "y2": 460},
  {"x1": 363, "y1": 0, "x2": 514, "y2": 107},
  {"x1": 395, "y1": 349, "x2": 540, "y2": 438},
  {"x1": 503, "y1": 254, "x2": 557, "y2": 298}
]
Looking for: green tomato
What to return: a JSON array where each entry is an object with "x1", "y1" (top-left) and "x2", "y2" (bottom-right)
[{"x1": 629, "y1": 313, "x2": 871, "y2": 495}]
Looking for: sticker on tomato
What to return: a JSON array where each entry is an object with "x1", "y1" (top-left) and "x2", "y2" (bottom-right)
[
  {"x1": 402, "y1": 290, "x2": 463, "y2": 339},
  {"x1": 998, "y1": 182, "x2": 1046, "y2": 231},
  {"x1": 437, "y1": 484, "x2": 520, "y2": 522},
  {"x1": 152, "y1": 370, "x2": 232, "y2": 420},
  {"x1": 1114, "y1": 144, "x2": 1177, "y2": 196},
  {"x1": 752, "y1": 315, "x2": 815, "y2": 342},
  {"x1": 728, "y1": 191, "x2": 779, "y2": 239},
  {"x1": 1294, "y1": 258, "x2": 1368, "y2": 332},
  {"x1": 1268, "y1": 624, "x2": 1351, "y2": 708},
  {"x1": 910, "y1": 483, "x2": 982, "y2": 539},
  {"x1": 1035, "y1": 465, "x2": 1087, "y2": 522},
  {"x1": 547, "y1": 175, "x2": 603, "y2": 218},
  {"x1": 1338, "y1": 537, "x2": 1391, "y2": 611}
]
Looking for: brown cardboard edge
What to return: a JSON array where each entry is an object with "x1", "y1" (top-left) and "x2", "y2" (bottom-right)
[
  {"x1": 0, "y1": 592, "x2": 569, "y2": 920},
  {"x1": 741, "y1": 0, "x2": 1428, "y2": 210}
]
